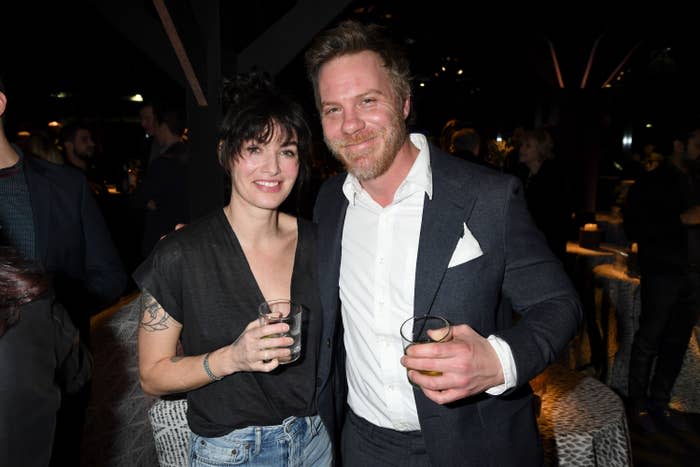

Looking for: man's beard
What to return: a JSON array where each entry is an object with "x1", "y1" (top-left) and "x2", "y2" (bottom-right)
[{"x1": 325, "y1": 115, "x2": 407, "y2": 181}]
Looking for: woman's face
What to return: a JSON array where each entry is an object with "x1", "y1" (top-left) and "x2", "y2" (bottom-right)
[
  {"x1": 229, "y1": 125, "x2": 300, "y2": 212},
  {"x1": 518, "y1": 137, "x2": 540, "y2": 165}
]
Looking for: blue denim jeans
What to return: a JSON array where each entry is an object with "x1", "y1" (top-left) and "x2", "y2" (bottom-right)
[{"x1": 190, "y1": 415, "x2": 331, "y2": 466}]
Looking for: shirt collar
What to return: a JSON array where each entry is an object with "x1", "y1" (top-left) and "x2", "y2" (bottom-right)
[{"x1": 342, "y1": 133, "x2": 433, "y2": 206}]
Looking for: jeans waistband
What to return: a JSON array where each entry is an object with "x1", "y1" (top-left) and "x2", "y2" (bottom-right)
[{"x1": 278, "y1": 414, "x2": 322, "y2": 438}]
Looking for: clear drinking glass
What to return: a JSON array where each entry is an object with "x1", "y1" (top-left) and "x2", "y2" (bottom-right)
[
  {"x1": 258, "y1": 299, "x2": 303, "y2": 364},
  {"x1": 400, "y1": 315, "x2": 452, "y2": 384}
]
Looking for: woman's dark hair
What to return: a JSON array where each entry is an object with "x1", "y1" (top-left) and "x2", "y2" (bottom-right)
[
  {"x1": 217, "y1": 71, "x2": 312, "y2": 211},
  {"x1": 0, "y1": 247, "x2": 50, "y2": 337}
]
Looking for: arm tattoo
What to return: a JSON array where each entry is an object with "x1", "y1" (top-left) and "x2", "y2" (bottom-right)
[
  {"x1": 170, "y1": 356, "x2": 184, "y2": 363},
  {"x1": 139, "y1": 291, "x2": 172, "y2": 332}
]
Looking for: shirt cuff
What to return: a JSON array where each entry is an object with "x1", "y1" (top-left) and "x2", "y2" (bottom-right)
[{"x1": 485, "y1": 335, "x2": 517, "y2": 395}]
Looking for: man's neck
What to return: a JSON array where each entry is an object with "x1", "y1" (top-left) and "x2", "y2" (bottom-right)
[
  {"x1": 361, "y1": 139, "x2": 420, "y2": 208},
  {"x1": 0, "y1": 136, "x2": 19, "y2": 169}
]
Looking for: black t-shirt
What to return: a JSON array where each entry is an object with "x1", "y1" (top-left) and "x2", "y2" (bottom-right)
[{"x1": 133, "y1": 210, "x2": 321, "y2": 436}]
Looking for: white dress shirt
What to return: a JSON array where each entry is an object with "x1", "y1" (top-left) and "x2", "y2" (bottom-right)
[{"x1": 339, "y1": 134, "x2": 517, "y2": 431}]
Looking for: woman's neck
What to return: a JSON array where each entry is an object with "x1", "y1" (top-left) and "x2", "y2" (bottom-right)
[{"x1": 224, "y1": 200, "x2": 282, "y2": 246}]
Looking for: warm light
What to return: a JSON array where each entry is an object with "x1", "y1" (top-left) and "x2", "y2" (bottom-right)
[
  {"x1": 645, "y1": 123, "x2": 653, "y2": 128},
  {"x1": 631, "y1": 242, "x2": 638, "y2": 253},
  {"x1": 51, "y1": 92, "x2": 70, "y2": 99},
  {"x1": 441, "y1": 66, "x2": 446, "y2": 72},
  {"x1": 17, "y1": 131, "x2": 31, "y2": 137},
  {"x1": 604, "y1": 84, "x2": 612, "y2": 88},
  {"x1": 583, "y1": 223, "x2": 599, "y2": 231},
  {"x1": 496, "y1": 135, "x2": 503, "y2": 143},
  {"x1": 457, "y1": 69, "x2": 463, "y2": 75},
  {"x1": 419, "y1": 82, "x2": 425, "y2": 87},
  {"x1": 129, "y1": 94, "x2": 144, "y2": 102},
  {"x1": 48, "y1": 121, "x2": 61, "y2": 128}
]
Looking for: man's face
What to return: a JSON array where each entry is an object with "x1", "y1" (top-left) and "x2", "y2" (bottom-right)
[
  {"x1": 72, "y1": 129, "x2": 95, "y2": 159},
  {"x1": 317, "y1": 50, "x2": 409, "y2": 181},
  {"x1": 686, "y1": 131, "x2": 700, "y2": 161},
  {"x1": 140, "y1": 105, "x2": 156, "y2": 136}
]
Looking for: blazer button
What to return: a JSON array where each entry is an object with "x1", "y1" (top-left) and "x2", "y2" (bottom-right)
[{"x1": 326, "y1": 338, "x2": 331, "y2": 348}]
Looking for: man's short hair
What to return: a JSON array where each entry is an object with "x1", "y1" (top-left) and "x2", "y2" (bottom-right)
[{"x1": 60, "y1": 121, "x2": 91, "y2": 144}]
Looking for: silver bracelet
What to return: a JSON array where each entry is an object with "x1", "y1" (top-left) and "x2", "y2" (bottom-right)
[{"x1": 203, "y1": 352, "x2": 223, "y2": 381}]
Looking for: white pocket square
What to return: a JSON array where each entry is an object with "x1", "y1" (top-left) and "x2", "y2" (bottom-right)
[{"x1": 448, "y1": 223, "x2": 483, "y2": 268}]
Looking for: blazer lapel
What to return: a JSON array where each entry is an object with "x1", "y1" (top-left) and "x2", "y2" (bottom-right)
[
  {"x1": 317, "y1": 184, "x2": 348, "y2": 342},
  {"x1": 414, "y1": 147, "x2": 478, "y2": 316}
]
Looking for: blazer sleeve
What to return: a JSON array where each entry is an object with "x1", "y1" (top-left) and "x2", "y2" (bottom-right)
[
  {"x1": 496, "y1": 176, "x2": 583, "y2": 385},
  {"x1": 78, "y1": 176, "x2": 128, "y2": 304}
]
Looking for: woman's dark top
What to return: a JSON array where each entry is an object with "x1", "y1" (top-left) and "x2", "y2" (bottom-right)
[
  {"x1": 133, "y1": 210, "x2": 321, "y2": 437},
  {"x1": 0, "y1": 294, "x2": 93, "y2": 467}
]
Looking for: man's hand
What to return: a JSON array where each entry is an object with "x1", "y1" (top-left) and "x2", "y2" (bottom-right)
[{"x1": 400, "y1": 324, "x2": 504, "y2": 404}]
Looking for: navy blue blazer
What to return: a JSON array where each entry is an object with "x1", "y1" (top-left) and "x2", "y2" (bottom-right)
[
  {"x1": 313, "y1": 143, "x2": 582, "y2": 466},
  {"x1": 23, "y1": 155, "x2": 127, "y2": 339}
]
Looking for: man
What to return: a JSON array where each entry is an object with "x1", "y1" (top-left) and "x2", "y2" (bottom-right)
[
  {"x1": 61, "y1": 121, "x2": 95, "y2": 171},
  {"x1": 139, "y1": 101, "x2": 164, "y2": 168},
  {"x1": 449, "y1": 127, "x2": 491, "y2": 168},
  {"x1": 0, "y1": 76, "x2": 127, "y2": 465},
  {"x1": 623, "y1": 128, "x2": 700, "y2": 432},
  {"x1": 131, "y1": 103, "x2": 189, "y2": 258},
  {"x1": 61, "y1": 121, "x2": 105, "y2": 196},
  {"x1": 305, "y1": 21, "x2": 582, "y2": 466}
]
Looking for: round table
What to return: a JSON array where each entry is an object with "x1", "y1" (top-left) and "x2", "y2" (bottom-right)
[
  {"x1": 593, "y1": 264, "x2": 700, "y2": 413},
  {"x1": 563, "y1": 242, "x2": 616, "y2": 372},
  {"x1": 595, "y1": 212, "x2": 628, "y2": 247},
  {"x1": 536, "y1": 364, "x2": 632, "y2": 466},
  {"x1": 593, "y1": 264, "x2": 640, "y2": 396}
]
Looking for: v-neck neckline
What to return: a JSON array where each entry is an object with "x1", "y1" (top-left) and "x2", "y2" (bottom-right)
[{"x1": 218, "y1": 209, "x2": 301, "y2": 307}]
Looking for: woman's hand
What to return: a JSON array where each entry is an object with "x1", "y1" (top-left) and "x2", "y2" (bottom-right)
[{"x1": 215, "y1": 318, "x2": 294, "y2": 374}]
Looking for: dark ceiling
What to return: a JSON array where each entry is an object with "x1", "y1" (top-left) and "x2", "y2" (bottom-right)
[{"x1": 2, "y1": 1, "x2": 699, "y2": 143}]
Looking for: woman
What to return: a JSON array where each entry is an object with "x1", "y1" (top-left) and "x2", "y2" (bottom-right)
[
  {"x1": 0, "y1": 247, "x2": 92, "y2": 467},
  {"x1": 134, "y1": 73, "x2": 331, "y2": 466},
  {"x1": 518, "y1": 127, "x2": 572, "y2": 261}
]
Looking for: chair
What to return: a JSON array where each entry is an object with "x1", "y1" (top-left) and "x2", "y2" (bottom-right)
[{"x1": 148, "y1": 397, "x2": 190, "y2": 467}]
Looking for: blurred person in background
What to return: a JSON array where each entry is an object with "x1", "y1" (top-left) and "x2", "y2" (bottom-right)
[
  {"x1": 0, "y1": 246, "x2": 93, "y2": 467},
  {"x1": 131, "y1": 102, "x2": 190, "y2": 259},
  {"x1": 26, "y1": 130, "x2": 64, "y2": 165},
  {"x1": 623, "y1": 126, "x2": 700, "y2": 432},
  {"x1": 0, "y1": 75, "x2": 126, "y2": 466},
  {"x1": 518, "y1": 127, "x2": 571, "y2": 261}
]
